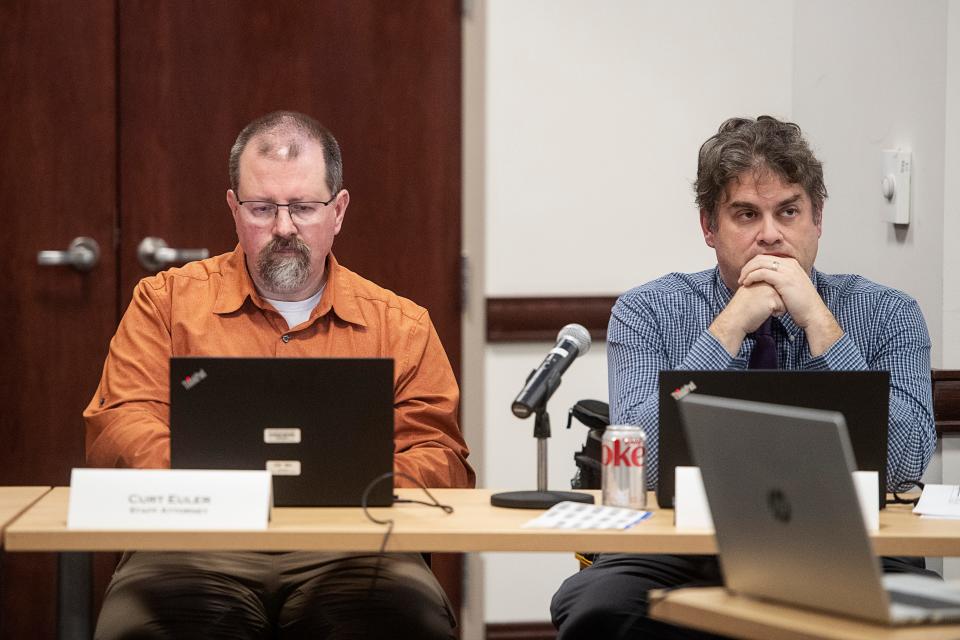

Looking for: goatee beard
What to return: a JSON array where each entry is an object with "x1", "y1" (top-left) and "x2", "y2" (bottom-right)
[{"x1": 256, "y1": 237, "x2": 312, "y2": 294}]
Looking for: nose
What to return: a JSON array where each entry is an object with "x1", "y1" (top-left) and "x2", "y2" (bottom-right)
[
  {"x1": 756, "y1": 213, "x2": 782, "y2": 246},
  {"x1": 272, "y1": 206, "x2": 298, "y2": 237}
]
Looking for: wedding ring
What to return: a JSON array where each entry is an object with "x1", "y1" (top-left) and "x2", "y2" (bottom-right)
[{"x1": 771, "y1": 260, "x2": 780, "y2": 271}]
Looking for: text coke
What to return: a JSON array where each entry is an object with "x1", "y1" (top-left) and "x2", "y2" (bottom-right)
[{"x1": 601, "y1": 425, "x2": 646, "y2": 509}]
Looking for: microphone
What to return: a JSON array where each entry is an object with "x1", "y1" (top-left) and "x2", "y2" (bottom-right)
[{"x1": 511, "y1": 324, "x2": 592, "y2": 419}]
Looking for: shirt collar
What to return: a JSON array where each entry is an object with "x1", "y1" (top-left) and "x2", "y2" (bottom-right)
[
  {"x1": 213, "y1": 246, "x2": 366, "y2": 327},
  {"x1": 313, "y1": 253, "x2": 366, "y2": 326},
  {"x1": 712, "y1": 266, "x2": 734, "y2": 312},
  {"x1": 212, "y1": 246, "x2": 260, "y2": 314}
]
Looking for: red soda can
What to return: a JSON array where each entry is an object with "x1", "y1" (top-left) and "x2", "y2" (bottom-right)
[{"x1": 601, "y1": 425, "x2": 647, "y2": 509}]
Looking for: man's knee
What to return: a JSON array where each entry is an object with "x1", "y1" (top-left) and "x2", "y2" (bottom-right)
[
  {"x1": 279, "y1": 554, "x2": 455, "y2": 640},
  {"x1": 552, "y1": 565, "x2": 656, "y2": 639},
  {"x1": 552, "y1": 554, "x2": 725, "y2": 640},
  {"x1": 95, "y1": 556, "x2": 268, "y2": 640}
]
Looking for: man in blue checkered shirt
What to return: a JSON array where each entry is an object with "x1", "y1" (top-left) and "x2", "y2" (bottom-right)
[{"x1": 551, "y1": 115, "x2": 937, "y2": 640}]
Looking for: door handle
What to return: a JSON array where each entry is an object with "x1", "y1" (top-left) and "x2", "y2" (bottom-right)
[
  {"x1": 137, "y1": 237, "x2": 209, "y2": 271},
  {"x1": 37, "y1": 237, "x2": 101, "y2": 272}
]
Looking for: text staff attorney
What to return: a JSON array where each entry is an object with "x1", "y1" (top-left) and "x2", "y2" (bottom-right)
[{"x1": 83, "y1": 111, "x2": 474, "y2": 639}]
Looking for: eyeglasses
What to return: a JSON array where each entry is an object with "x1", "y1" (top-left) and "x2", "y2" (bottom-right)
[{"x1": 236, "y1": 194, "x2": 337, "y2": 225}]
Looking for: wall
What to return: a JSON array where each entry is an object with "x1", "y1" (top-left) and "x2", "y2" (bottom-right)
[
  {"x1": 941, "y1": 0, "x2": 960, "y2": 583},
  {"x1": 461, "y1": 0, "x2": 488, "y2": 637},
  {"x1": 485, "y1": 0, "x2": 794, "y2": 298},
  {"x1": 944, "y1": 0, "x2": 960, "y2": 368},
  {"x1": 792, "y1": 0, "x2": 948, "y2": 365}
]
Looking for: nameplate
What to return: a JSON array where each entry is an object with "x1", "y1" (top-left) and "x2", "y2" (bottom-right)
[
  {"x1": 674, "y1": 466, "x2": 713, "y2": 530},
  {"x1": 67, "y1": 468, "x2": 272, "y2": 530},
  {"x1": 675, "y1": 467, "x2": 879, "y2": 532},
  {"x1": 853, "y1": 470, "x2": 880, "y2": 531}
]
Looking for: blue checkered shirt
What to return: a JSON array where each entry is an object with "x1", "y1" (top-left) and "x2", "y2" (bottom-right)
[{"x1": 608, "y1": 266, "x2": 935, "y2": 491}]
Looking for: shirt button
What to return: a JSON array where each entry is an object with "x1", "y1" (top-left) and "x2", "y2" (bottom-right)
[
  {"x1": 788, "y1": 334, "x2": 795, "y2": 342},
  {"x1": 282, "y1": 335, "x2": 291, "y2": 343}
]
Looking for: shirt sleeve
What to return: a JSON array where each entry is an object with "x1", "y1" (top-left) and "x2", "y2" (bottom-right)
[
  {"x1": 392, "y1": 310, "x2": 475, "y2": 489},
  {"x1": 806, "y1": 296, "x2": 935, "y2": 489},
  {"x1": 84, "y1": 279, "x2": 172, "y2": 469},
  {"x1": 607, "y1": 293, "x2": 740, "y2": 487}
]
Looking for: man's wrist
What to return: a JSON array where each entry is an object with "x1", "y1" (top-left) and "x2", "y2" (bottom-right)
[
  {"x1": 803, "y1": 312, "x2": 843, "y2": 357},
  {"x1": 708, "y1": 314, "x2": 747, "y2": 357}
]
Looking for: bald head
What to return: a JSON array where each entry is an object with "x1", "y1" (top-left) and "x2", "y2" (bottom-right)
[{"x1": 229, "y1": 111, "x2": 343, "y2": 195}]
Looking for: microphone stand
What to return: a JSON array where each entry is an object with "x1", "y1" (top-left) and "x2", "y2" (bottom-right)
[{"x1": 490, "y1": 396, "x2": 596, "y2": 509}]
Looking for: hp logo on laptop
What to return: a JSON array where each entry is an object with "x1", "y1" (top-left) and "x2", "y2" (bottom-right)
[{"x1": 766, "y1": 489, "x2": 792, "y2": 523}]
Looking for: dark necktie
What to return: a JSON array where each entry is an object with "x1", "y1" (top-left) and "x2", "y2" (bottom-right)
[{"x1": 748, "y1": 317, "x2": 778, "y2": 369}]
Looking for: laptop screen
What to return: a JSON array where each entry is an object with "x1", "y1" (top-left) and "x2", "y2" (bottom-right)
[
  {"x1": 657, "y1": 370, "x2": 889, "y2": 509},
  {"x1": 677, "y1": 393, "x2": 894, "y2": 623},
  {"x1": 170, "y1": 357, "x2": 394, "y2": 507}
]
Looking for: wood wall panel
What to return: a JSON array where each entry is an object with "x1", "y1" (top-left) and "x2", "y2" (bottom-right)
[
  {"x1": 933, "y1": 370, "x2": 960, "y2": 435},
  {"x1": 486, "y1": 297, "x2": 617, "y2": 343}
]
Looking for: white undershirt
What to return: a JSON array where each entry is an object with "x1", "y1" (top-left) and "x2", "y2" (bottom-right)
[{"x1": 263, "y1": 285, "x2": 325, "y2": 330}]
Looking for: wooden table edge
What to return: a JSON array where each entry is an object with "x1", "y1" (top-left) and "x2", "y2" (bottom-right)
[
  {"x1": 649, "y1": 587, "x2": 960, "y2": 640},
  {"x1": 0, "y1": 486, "x2": 53, "y2": 549}
]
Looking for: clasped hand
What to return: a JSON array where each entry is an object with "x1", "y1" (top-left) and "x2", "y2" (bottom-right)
[{"x1": 710, "y1": 255, "x2": 842, "y2": 357}]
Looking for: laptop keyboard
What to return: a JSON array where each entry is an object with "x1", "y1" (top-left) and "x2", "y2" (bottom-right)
[{"x1": 889, "y1": 590, "x2": 960, "y2": 610}]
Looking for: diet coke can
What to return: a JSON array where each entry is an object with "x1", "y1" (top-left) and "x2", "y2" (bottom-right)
[{"x1": 601, "y1": 425, "x2": 647, "y2": 509}]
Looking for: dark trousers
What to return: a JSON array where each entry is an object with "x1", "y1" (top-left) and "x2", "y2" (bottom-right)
[
  {"x1": 95, "y1": 551, "x2": 456, "y2": 640},
  {"x1": 550, "y1": 554, "x2": 938, "y2": 640}
]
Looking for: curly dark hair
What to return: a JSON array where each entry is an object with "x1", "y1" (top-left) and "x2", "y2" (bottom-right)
[{"x1": 695, "y1": 115, "x2": 827, "y2": 230}]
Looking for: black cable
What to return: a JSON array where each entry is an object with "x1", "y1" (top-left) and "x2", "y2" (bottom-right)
[
  {"x1": 359, "y1": 471, "x2": 455, "y2": 631},
  {"x1": 394, "y1": 497, "x2": 455, "y2": 511},
  {"x1": 889, "y1": 479, "x2": 925, "y2": 506}
]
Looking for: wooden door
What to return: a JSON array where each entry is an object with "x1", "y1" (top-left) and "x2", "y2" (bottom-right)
[
  {"x1": 0, "y1": 2, "x2": 463, "y2": 638},
  {"x1": 0, "y1": 2, "x2": 118, "y2": 638}
]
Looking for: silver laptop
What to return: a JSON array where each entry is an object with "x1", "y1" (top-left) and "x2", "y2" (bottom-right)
[{"x1": 677, "y1": 393, "x2": 960, "y2": 625}]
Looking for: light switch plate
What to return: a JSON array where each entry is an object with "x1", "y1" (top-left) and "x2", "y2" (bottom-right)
[{"x1": 881, "y1": 149, "x2": 912, "y2": 225}]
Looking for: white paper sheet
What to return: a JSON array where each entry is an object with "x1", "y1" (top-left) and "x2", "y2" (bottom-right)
[
  {"x1": 912, "y1": 484, "x2": 960, "y2": 519},
  {"x1": 522, "y1": 501, "x2": 652, "y2": 530}
]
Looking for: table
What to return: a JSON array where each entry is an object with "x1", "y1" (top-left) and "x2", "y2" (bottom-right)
[
  {"x1": 6, "y1": 488, "x2": 960, "y2": 556},
  {"x1": 0, "y1": 486, "x2": 50, "y2": 544},
  {"x1": 649, "y1": 587, "x2": 960, "y2": 640},
  {"x1": 7, "y1": 487, "x2": 960, "y2": 640}
]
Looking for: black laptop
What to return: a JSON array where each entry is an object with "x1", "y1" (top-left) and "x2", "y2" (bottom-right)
[
  {"x1": 170, "y1": 357, "x2": 394, "y2": 507},
  {"x1": 657, "y1": 370, "x2": 889, "y2": 509}
]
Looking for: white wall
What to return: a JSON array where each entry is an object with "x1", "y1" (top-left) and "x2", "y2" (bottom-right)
[
  {"x1": 940, "y1": 0, "x2": 960, "y2": 583},
  {"x1": 485, "y1": 0, "x2": 794, "y2": 297},
  {"x1": 461, "y1": 1, "x2": 487, "y2": 637},
  {"x1": 944, "y1": 0, "x2": 960, "y2": 368},
  {"x1": 469, "y1": 0, "x2": 959, "y2": 628},
  {"x1": 792, "y1": 0, "x2": 948, "y2": 365}
]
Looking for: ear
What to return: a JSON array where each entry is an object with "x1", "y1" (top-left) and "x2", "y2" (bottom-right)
[
  {"x1": 226, "y1": 189, "x2": 240, "y2": 224},
  {"x1": 700, "y1": 209, "x2": 716, "y2": 248},
  {"x1": 815, "y1": 206, "x2": 823, "y2": 238},
  {"x1": 332, "y1": 189, "x2": 349, "y2": 235}
]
